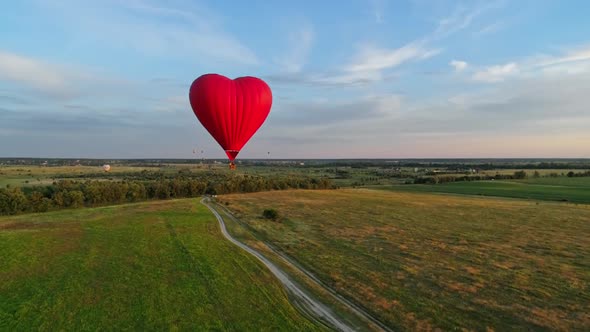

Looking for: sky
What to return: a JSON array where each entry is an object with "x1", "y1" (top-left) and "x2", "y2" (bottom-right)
[{"x1": 1, "y1": 0, "x2": 590, "y2": 159}]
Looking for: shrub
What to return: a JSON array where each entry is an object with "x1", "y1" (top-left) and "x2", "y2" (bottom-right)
[
  {"x1": 262, "y1": 208, "x2": 279, "y2": 221},
  {"x1": 513, "y1": 170, "x2": 527, "y2": 179}
]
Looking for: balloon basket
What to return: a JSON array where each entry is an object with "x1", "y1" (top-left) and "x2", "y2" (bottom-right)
[{"x1": 229, "y1": 162, "x2": 236, "y2": 170}]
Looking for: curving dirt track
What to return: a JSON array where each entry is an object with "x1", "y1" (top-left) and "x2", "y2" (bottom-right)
[
  {"x1": 201, "y1": 198, "x2": 392, "y2": 332},
  {"x1": 202, "y1": 198, "x2": 355, "y2": 331}
]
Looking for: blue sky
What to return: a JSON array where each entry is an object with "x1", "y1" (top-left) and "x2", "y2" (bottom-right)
[{"x1": 1, "y1": 0, "x2": 590, "y2": 158}]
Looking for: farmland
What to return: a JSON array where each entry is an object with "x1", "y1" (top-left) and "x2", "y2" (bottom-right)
[
  {"x1": 0, "y1": 199, "x2": 322, "y2": 331},
  {"x1": 381, "y1": 177, "x2": 590, "y2": 204},
  {"x1": 2, "y1": 159, "x2": 590, "y2": 330},
  {"x1": 219, "y1": 189, "x2": 590, "y2": 331}
]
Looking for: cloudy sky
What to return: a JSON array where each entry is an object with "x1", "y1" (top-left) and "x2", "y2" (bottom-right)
[{"x1": 1, "y1": 0, "x2": 590, "y2": 159}]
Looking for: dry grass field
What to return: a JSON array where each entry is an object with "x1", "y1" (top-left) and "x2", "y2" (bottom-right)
[{"x1": 220, "y1": 189, "x2": 590, "y2": 331}]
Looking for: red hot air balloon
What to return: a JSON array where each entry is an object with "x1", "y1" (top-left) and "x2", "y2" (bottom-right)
[{"x1": 189, "y1": 74, "x2": 272, "y2": 169}]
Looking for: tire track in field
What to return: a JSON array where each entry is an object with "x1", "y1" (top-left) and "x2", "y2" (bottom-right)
[
  {"x1": 212, "y1": 201, "x2": 394, "y2": 332},
  {"x1": 201, "y1": 198, "x2": 356, "y2": 332},
  {"x1": 164, "y1": 220, "x2": 233, "y2": 329}
]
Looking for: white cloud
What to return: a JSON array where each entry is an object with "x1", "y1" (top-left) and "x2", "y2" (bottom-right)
[
  {"x1": 450, "y1": 60, "x2": 468, "y2": 72},
  {"x1": 0, "y1": 50, "x2": 133, "y2": 100},
  {"x1": 370, "y1": 0, "x2": 386, "y2": 24},
  {"x1": 153, "y1": 95, "x2": 188, "y2": 112},
  {"x1": 470, "y1": 45, "x2": 590, "y2": 83},
  {"x1": 263, "y1": 70, "x2": 590, "y2": 157},
  {"x1": 473, "y1": 21, "x2": 506, "y2": 37},
  {"x1": 316, "y1": 2, "x2": 498, "y2": 85},
  {"x1": 346, "y1": 42, "x2": 439, "y2": 73},
  {"x1": 0, "y1": 51, "x2": 70, "y2": 95},
  {"x1": 313, "y1": 42, "x2": 441, "y2": 84},
  {"x1": 373, "y1": 94, "x2": 403, "y2": 114},
  {"x1": 310, "y1": 70, "x2": 384, "y2": 85},
  {"x1": 434, "y1": 1, "x2": 504, "y2": 39},
  {"x1": 270, "y1": 1, "x2": 502, "y2": 87},
  {"x1": 533, "y1": 47, "x2": 590, "y2": 69},
  {"x1": 473, "y1": 62, "x2": 517, "y2": 82},
  {"x1": 37, "y1": 0, "x2": 258, "y2": 65},
  {"x1": 269, "y1": 41, "x2": 439, "y2": 86},
  {"x1": 276, "y1": 22, "x2": 314, "y2": 73}
]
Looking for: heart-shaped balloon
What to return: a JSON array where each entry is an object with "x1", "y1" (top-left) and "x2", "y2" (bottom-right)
[{"x1": 189, "y1": 74, "x2": 272, "y2": 161}]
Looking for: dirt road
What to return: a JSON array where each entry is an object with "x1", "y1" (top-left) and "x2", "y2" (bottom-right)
[{"x1": 201, "y1": 197, "x2": 356, "y2": 331}]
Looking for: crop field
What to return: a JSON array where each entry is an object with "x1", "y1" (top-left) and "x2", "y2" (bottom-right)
[
  {"x1": 380, "y1": 178, "x2": 590, "y2": 203},
  {"x1": 0, "y1": 199, "x2": 321, "y2": 331},
  {"x1": 0, "y1": 166, "x2": 153, "y2": 187},
  {"x1": 0, "y1": 163, "x2": 403, "y2": 189},
  {"x1": 477, "y1": 169, "x2": 577, "y2": 176},
  {"x1": 219, "y1": 189, "x2": 590, "y2": 331},
  {"x1": 517, "y1": 176, "x2": 590, "y2": 186}
]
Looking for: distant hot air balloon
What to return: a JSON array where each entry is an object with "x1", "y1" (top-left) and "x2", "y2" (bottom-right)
[
  {"x1": 102, "y1": 164, "x2": 111, "y2": 172},
  {"x1": 189, "y1": 74, "x2": 272, "y2": 170}
]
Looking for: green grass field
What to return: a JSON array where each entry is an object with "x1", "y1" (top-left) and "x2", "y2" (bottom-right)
[
  {"x1": 0, "y1": 166, "x2": 153, "y2": 187},
  {"x1": 0, "y1": 199, "x2": 322, "y2": 331},
  {"x1": 517, "y1": 176, "x2": 590, "y2": 186},
  {"x1": 220, "y1": 189, "x2": 590, "y2": 331},
  {"x1": 381, "y1": 178, "x2": 590, "y2": 203}
]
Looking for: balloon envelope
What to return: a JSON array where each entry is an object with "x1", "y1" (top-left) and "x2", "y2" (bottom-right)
[
  {"x1": 102, "y1": 165, "x2": 111, "y2": 172},
  {"x1": 189, "y1": 74, "x2": 272, "y2": 161}
]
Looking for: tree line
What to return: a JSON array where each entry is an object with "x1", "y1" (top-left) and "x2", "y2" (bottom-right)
[
  {"x1": 0, "y1": 174, "x2": 333, "y2": 216},
  {"x1": 411, "y1": 170, "x2": 590, "y2": 184}
]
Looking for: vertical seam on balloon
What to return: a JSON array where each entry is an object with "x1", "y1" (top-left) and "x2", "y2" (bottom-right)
[
  {"x1": 252, "y1": 82, "x2": 261, "y2": 144},
  {"x1": 209, "y1": 80, "x2": 220, "y2": 147},
  {"x1": 203, "y1": 78, "x2": 221, "y2": 147},
  {"x1": 205, "y1": 76, "x2": 224, "y2": 148},
  {"x1": 214, "y1": 77, "x2": 227, "y2": 149},
  {"x1": 234, "y1": 79, "x2": 241, "y2": 151},
  {"x1": 229, "y1": 79, "x2": 235, "y2": 151},
  {"x1": 236, "y1": 79, "x2": 245, "y2": 151},
  {"x1": 222, "y1": 78, "x2": 232, "y2": 151}
]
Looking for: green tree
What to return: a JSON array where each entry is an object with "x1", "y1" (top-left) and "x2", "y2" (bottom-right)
[
  {"x1": 67, "y1": 190, "x2": 85, "y2": 208},
  {"x1": 29, "y1": 191, "x2": 46, "y2": 212},
  {"x1": 53, "y1": 192, "x2": 65, "y2": 208},
  {"x1": 0, "y1": 187, "x2": 28, "y2": 215}
]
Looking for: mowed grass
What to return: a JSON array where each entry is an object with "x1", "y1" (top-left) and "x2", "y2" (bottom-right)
[
  {"x1": 0, "y1": 199, "x2": 321, "y2": 331},
  {"x1": 221, "y1": 189, "x2": 590, "y2": 331},
  {"x1": 382, "y1": 178, "x2": 590, "y2": 203}
]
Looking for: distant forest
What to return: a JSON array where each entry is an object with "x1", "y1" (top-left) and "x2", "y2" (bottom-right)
[
  {"x1": 3, "y1": 158, "x2": 590, "y2": 169},
  {"x1": 0, "y1": 171, "x2": 333, "y2": 216}
]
